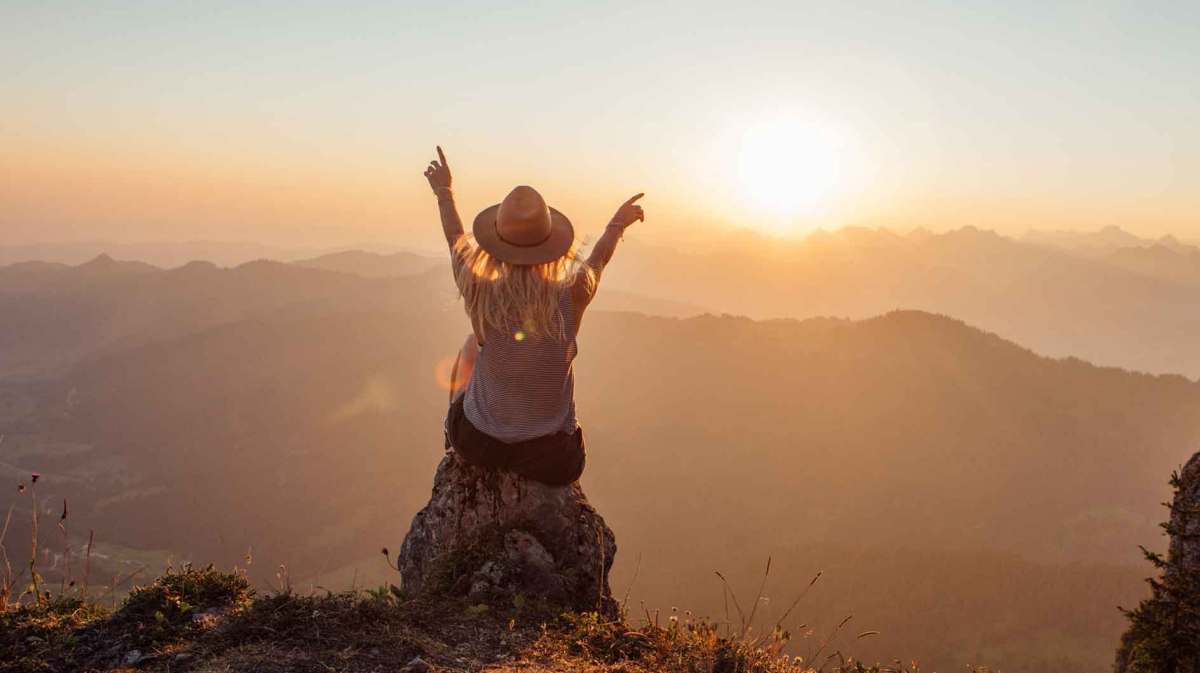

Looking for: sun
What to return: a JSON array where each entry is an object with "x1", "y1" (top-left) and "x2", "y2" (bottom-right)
[{"x1": 737, "y1": 117, "x2": 846, "y2": 220}]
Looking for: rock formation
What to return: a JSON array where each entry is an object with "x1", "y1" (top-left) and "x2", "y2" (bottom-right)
[
  {"x1": 1167, "y1": 452, "x2": 1200, "y2": 587},
  {"x1": 1115, "y1": 451, "x2": 1200, "y2": 673},
  {"x1": 398, "y1": 451, "x2": 618, "y2": 616}
]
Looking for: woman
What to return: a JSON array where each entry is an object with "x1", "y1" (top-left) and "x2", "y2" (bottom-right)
[{"x1": 424, "y1": 146, "x2": 644, "y2": 486}]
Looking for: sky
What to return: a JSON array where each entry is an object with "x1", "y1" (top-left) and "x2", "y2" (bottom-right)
[{"x1": 2, "y1": 0, "x2": 1198, "y2": 250}]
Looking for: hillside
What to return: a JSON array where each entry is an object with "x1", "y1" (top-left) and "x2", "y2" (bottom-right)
[
  {"x1": 2, "y1": 256, "x2": 1198, "y2": 670},
  {"x1": 9, "y1": 223, "x2": 1200, "y2": 379},
  {"x1": 290, "y1": 248, "x2": 709, "y2": 317},
  {"x1": 1023, "y1": 226, "x2": 1200, "y2": 256},
  {"x1": 0, "y1": 256, "x2": 448, "y2": 379},
  {"x1": 292, "y1": 249, "x2": 441, "y2": 277},
  {"x1": 599, "y1": 226, "x2": 1200, "y2": 377},
  {"x1": 1105, "y1": 244, "x2": 1200, "y2": 287},
  {"x1": 0, "y1": 255, "x2": 707, "y2": 379},
  {"x1": 0, "y1": 240, "x2": 338, "y2": 268}
]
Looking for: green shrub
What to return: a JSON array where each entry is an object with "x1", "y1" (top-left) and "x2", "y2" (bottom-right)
[
  {"x1": 114, "y1": 563, "x2": 252, "y2": 646},
  {"x1": 1115, "y1": 468, "x2": 1200, "y2": 673}
]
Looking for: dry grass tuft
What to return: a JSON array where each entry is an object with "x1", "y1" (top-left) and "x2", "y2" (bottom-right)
[{"x1": 0, "y1": 562, "x2": 941, "y2": 673}]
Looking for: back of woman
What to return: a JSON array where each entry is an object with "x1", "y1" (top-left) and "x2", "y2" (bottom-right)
[
  {"x1": 423, "y1": 146, "x2": 645, "y2": 485},
  {"x1": 463, "y1": 286, "x2": 580, "y2": 443}
]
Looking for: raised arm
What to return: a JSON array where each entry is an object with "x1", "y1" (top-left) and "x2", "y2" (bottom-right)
[
  {"x1": 587, "y1": 193, "x2": 644, "y2": 272},
  {"x1": 575, "y1": 193, "x2": 644, "y2": 308},
  {"x1": 424, "y1": 146, "x2": 464, "y2": 248}
]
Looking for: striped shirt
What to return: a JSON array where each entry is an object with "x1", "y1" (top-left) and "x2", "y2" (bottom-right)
[{"x1": 461, "y1": 287, "x2": 584, "y2": 443}]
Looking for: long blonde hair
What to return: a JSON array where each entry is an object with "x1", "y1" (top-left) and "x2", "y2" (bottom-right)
[{"x1": 453, "y1": 236, "x2": 595, "y2": 339}]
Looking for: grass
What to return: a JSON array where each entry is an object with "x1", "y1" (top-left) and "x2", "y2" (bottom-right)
[
  {"x1": 0, "y1": 475, "x2": 995, "y2": 672},
  {"x1": 1, "y1": 564, "x2": 533, "y2": 673},
  {"x1": 113, "y1": 564, "x2": 253, "y2": 647},
  {"x1": 0, "y1": 563, "x2": 962, "y2": 673},
  {"x1": 0, "y1": 597, "x2": 109, "y2": 673}
]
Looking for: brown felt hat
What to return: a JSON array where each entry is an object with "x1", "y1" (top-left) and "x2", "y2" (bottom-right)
[{"x1": 472, "y1": 186, "x2": 574, "y2": 265}]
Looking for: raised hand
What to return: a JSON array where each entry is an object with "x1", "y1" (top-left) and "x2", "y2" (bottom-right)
[
  {"x1": 609, "y1": 193, "x2": 645, "y2": 229},
  {"x1": 424, "y1": 146, "x2": 452, "y2": 195}
]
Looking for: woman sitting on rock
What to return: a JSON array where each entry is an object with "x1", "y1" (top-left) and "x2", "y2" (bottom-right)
[{"x1": 424, "y1": 146, "x2": 644, "y2": 486}]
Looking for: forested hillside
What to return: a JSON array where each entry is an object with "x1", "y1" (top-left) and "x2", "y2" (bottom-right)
[{"x1": 2, "y1": 257, "x2": 1197, "y2": 671}]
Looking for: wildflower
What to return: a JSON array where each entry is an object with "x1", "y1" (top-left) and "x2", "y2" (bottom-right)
[{"x1": 31, "y1": 473, "x2": 40, "y2": 483}]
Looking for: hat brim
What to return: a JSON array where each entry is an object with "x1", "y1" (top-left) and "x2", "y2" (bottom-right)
[{"x1": 472, "y1": 204, "x2": 575, "y2": 265}]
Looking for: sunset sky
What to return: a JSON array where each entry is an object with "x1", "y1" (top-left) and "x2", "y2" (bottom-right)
[{"x1": 2, "y1": 1, "x2": 1197, "y2": 249}]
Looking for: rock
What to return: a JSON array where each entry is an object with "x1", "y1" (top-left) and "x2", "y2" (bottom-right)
[
  {"x1": 401, "y1": 655, "x2": 432, "y2": 673},
  {"x1": 1167, "y1": 452, "x2": 1200, "y2": 583},
  {"x1": 191, "y1": 606, "x2": 233, "y2": 629},
  {"x1": 124, "y1": 650, "x2": 143, "y2": 665},
  {"x1": 399, "y1": 451, "x2": 617, "y2": 616}
]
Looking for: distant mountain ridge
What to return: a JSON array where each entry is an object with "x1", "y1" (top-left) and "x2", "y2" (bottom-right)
[
  {"x1": 292, "y1": 249, "x2": 440, "y2": 277},
  {"x1": 0, "y1": 240, "x2": 392, "y2": 268},
  {"x1": 0, "y1": 255, "x2": 449, "y2": 379},
  {"x1": 5, "y1": 223, "x2": 1200, "y2": 377},
  {"x1": 598, "y1": 225, "x2": 1200, "y2": 377},
  {"x1": 292, "y1": 249, "x2": 710, "y2": 317},
  {"x1": 0, "y1": 253, "x2": 705, "y2": 379},
  {"x1": 1022, "y1": 225, "x2": 1200, "y2": 254},
  {"x1": 1023, "y1": 224, "x2": 1150, "y2": 251}
]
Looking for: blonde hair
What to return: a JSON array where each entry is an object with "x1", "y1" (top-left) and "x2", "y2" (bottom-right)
[{"x1": 453, "y1": 236, "x2": 595, "y2": 339}]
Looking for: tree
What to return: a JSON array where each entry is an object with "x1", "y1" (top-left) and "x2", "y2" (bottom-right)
[{"x1": 1115, "y1": 452, "x2": 1200, "y2": 673}]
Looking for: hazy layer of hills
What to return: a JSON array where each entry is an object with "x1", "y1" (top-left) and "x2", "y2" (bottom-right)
[
  {"x1": 2, "y1": 242, "x2": 1198, "y2": 672},
  {"x1": 0, "y1": 254, "x2": 426, "y2": 379},
  {"x1": 0, "y1": 252, "x2": 702, "y2": 380},
  {"x1": 31, "y1": 223, "x2": 1187, "y2": 377},
  {"x1": 6, "y1": 224, "x2": 1198, "y2": 377},
  {"x1": 292, "y1": 249, "x2": 440, "y2": 277},
  {"x1": 1021, "y1": 225, "x2": 1198, "y2": 255},
  {"x1": 599, "y1": 225, "x2": 1200, "y2": 378},
  {"x1": 0, "y1": 240, "x2": 347, "y2": 269},
  {"x1": 246, "y1": 224, "x2": 1200, "y2": 377}
]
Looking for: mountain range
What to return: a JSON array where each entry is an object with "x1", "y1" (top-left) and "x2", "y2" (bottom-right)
[
  {"x1": 598, "y1": 225, "x2": 1200, "y2": 377},
  {"x1": 2, "y1": 242, "x2": 1198, "y2": 672}
]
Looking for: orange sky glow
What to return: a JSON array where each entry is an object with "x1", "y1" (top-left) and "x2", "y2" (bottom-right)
[{"x1": 2, "y1": 2, "x2": 1196, "y2": 249}]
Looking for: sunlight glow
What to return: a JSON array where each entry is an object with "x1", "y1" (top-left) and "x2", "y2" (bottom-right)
[
  {"x1": 737, "y1": 117, "x2": 847, "y2": 220},
  {"x1": 434, "y1": 355, "x2": 464, "y2": 391}
]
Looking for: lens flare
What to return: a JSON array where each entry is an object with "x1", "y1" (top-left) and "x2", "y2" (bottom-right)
[{"x1": 434, "y1": 355, "x2": 466, "y2": 391}]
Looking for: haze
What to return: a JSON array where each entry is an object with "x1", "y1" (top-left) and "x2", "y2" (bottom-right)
[
  {"x1": 3, "y1": 1, "x2": 1198, "y2": 249},
  {"x1": 3, "y1": 4, "x2": 1200, "y2": 672}
]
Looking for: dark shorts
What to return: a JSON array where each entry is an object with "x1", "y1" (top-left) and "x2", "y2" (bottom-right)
[{"x1": 445, "y1": 395, "x2": 586, "y2": 486}]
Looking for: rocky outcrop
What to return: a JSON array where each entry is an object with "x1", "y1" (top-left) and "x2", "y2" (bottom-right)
[
  {"x1": 1167, "y1": 452, "x2": 1200, "y2": 585},
  {"x1": 1115, "y1": 451, "x2": 1200, "y2": 673},
  {"x1": 398, "y1": 451, "x2": 617, "y2": 616}
]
